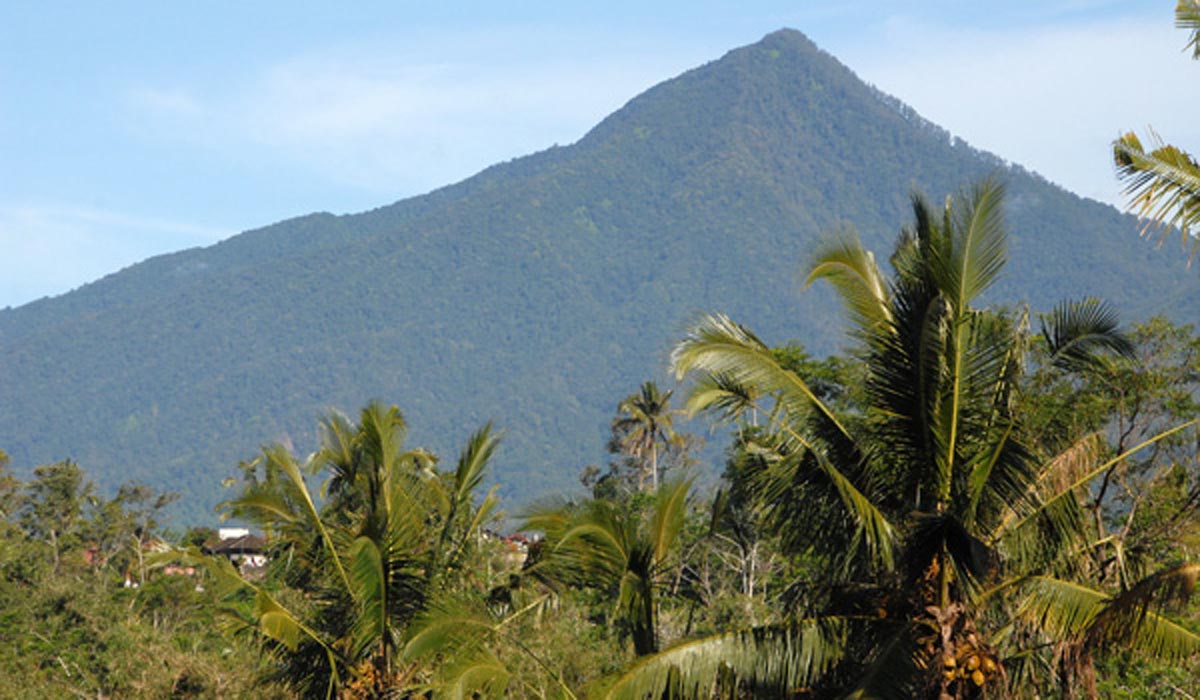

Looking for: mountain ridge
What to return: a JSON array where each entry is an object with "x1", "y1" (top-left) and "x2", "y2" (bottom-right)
[{"x1": 2, "y1": 29, "x2": 1195, "y2": 522}]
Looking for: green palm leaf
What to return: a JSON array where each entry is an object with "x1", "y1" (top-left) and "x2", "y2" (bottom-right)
[
  {"x1": 599, "y1": 620, "x2": 846, "y2": 700},
  {"x1": 805, "y1": 231, "x2": 892, "y2": 334},
  {"x1": 930, "y1": 179, "x2": 1008, "y2": 502},
  {"x1": 1040, "y1": 298, "x2": 1135, "y2": 372},
  {"x1": 1021, "y1": 567, "x2": 1200, "y2": 659},
  {"x1": 1179, "y1": 0, "x2": 1200, "y2": 58},
  {"x1": 672, "y1": 314, "x2": 894, "y2": 568},
  {"x1": 1114, "y1": 130, "x2": 1200, "y2": 262},
  {"x1": 649, "y1": 478, "x2": 691, "y2": 562},
  {"x1": 934, "y1": 177, "x2": 1008, "y2": 311},
  {"x1": 672, "y1": 313, "x2": 851, "y2": 440},
  {"x1": 406, "y1": 594, "x2": 577, "y2": 700},
  {"x1": 682, "y1": 372, "x2": 760, "y2": 423},
  {"x1": 348, "y1": 536, "x2": 388, "y2": 660}
]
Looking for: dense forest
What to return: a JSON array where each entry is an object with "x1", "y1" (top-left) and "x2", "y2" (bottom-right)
[
  {"x1": 3, "y1": 29, "x2": 1198, "y2": 523},
  {"x1": 4, "y1": 183, "x2": 1200, "y2": 698}
]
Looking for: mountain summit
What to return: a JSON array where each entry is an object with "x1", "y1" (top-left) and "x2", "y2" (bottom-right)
[{"x1": 2, "y1": 29, "x2": 1195, "y2": 520}]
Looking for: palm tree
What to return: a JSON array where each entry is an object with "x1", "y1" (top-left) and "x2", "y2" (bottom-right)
[
  {"x1": 605, "y1": 179, "x2": 1200, "y2": 699},
  {"x1": 193, "y1": 402, "x2": 500, "y2": 699},
  {"x1": 1112, "y1": 1, "x2": 1200, "y2": 262},
  {"x1": 611, "y1": 382, "x2": 682, "y2": 492},
  {"x1": 524, "y1": 478, "x2": 692, "y2": 657}
]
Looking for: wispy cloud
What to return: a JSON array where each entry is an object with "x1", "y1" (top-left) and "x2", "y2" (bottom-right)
[
  {"x1": 0, "y1": 204, "x2": 229, "y2": 307},
  {"x1": 123, "y1": 33, "x2": 696, "y2": 197}
]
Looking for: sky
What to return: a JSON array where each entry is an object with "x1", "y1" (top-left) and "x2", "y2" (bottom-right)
[{"x1": 2, "y1": 1, "x2": 1196, "y2": 309}]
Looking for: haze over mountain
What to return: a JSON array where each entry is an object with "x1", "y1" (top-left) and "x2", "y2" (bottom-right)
[{"x1": 2, "y1": 29, "x2": 1195, "y2": 522}]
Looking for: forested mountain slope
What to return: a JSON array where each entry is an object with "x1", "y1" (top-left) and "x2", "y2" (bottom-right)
[{"x1": 2, "y1": 29, "x2": 1194, "y2": 521}]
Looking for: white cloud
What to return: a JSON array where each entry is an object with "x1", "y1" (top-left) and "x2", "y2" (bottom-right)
[
  {"x1": 123, "y1": 36, "x2": 695, "y2": 198},
  {"x1": 122, "y1": 15, "x2": 1200, "y2": 211},
  {"x1": 0, "y1": 204, "x2": 229, "y2": 307}
]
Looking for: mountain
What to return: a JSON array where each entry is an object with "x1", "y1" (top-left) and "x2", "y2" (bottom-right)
[{"x1": 2, "y1": 29, "x2": 1196, "y2": 522}]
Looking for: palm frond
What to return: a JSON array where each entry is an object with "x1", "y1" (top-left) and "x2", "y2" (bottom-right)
[
  {"x1": 404, "y1": 601, "x2": 510, "y2": 700},
  {"x1": 672, "y1": 314, "x2": 894, "y2": 568},
  {"x1": 805, "y1": 231, "x2": 892, "y2": 334},
  {"x1": 1085, "y1": 562, "x2": 1200, "y2": 655},
  {"x1": 451, "y1": 423, "x2": 500, "y2": 503},
  {"x1": 599, "y1": 620, "x2": 846, "y2": 700},
  {"x1": 683, "y1": 372, "x2": 760, "y2": 423},
  {"x1": 989, "y1": 435, "x2": 1105, "y2": 570},
  {"x1": 806, "y1": 447, "x2": 897, "y2": 571},
  {"x1": 276, "y1": 444, "x2": 354, "y2": 594},
  {"x1": 963, "y1": 420, "x2": 1032, "y2": 530},
  {"x1": 930, "y1": 179, "x2": 1009, "y2": 505},
  {"x1": 1036, "y1": 432, "x2": 1108, "y2": 498},
  {"x1": 997, "y1": 419, "x2": 1199, "y2": 547},
  {"x1": 313, "y1": 407, "x2": 358, "y2": 483},
  {"x1": 358, "y1": 401, "x2": 408, "y2": 484},
  {"x1": 1021, "y1": 568, "x2": 1200, "y2": 659},
  {"x1": 671, "y1": 313, "x2": 851, "y2": 441},
  {"x1": 407, "y1": 593, "x2": 576, "y2": 700},
  {"x1": 433, "y1": 423, "x2": 501, "y2": 572},
  {"x1": 174, "y1": 545, "x2": 342, "y2": 696},
  {"x1": 934, "y1": 177, "x2": 1008, "y2": 311},
  {"x1": 1040, "y1": 298, "x2": 1134, "y2": 372},
  {"x1": 844, "y1": 622, "x2": 923, "y2": 700},
  {"x1": 348, "y1": 536, "x2": 387, "y2": 659},
  {"x1": 1114, "y1": 130, "x2": 1200, "y2": 261},
  {"x1": 1179, "y1": 0, "x2": 1200, "y2": 58},
  {"x1": 649, "y1": 478, "x2": 691, "y2": 563}
]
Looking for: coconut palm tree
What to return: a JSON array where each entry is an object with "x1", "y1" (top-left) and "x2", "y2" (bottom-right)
[
  {"x1": 603, "y1": 179, "x2": 1200, "y2": 700},
  {"x1": 611, "y1": 381, "x2": 683, "y2": 492},
  {"x1": 196, "y1": 402, "x2": 501, "y2": 699},
  {"x1": 1113, "y1": 1, "x2": 1200, "y2": 262},
  {"x1": 524, "y1": 477, "x2": 692, "y2": 657}
]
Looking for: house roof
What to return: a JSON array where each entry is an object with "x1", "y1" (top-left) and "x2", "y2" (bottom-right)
[{"x1": 203, "y1": 533, "x2": 266, "y2": 555}]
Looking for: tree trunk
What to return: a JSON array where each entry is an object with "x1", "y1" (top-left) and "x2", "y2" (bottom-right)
[{"x1": 650, "y1": 440, "x2": 658, "y2": 492}]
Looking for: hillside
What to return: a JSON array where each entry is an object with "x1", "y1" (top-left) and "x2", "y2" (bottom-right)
[{"x1": 2, "y1": 29, "x2": 1196, "y2": 522}]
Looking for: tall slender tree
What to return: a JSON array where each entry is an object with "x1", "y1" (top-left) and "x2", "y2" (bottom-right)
[{"x1": 611, "y1": 382, "x2": 682, "y2": 492}]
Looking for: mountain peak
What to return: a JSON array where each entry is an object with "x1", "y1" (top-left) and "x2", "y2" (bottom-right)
[
  {"x1": 1, "y1": 29, "x2": 1194, "y2": 523},
  {"x1": 757, "y1": 27, "x2": 819, "y2": 49}
]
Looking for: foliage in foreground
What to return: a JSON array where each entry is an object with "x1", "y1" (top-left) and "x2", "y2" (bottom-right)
[
  {"x1": 0, "y1": 455, "x2": 275, "y2": 699},
  {"x1": 608, "y1": 179, "x2": 1200, "y2": 700}
]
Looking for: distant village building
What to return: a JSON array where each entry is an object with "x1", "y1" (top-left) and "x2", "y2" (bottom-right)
[
  {"x1": 203, "y1": 527, "x2": 267, "y2": 570},
  {"x1": 481, "y1": 529, "x2": 534, "y2": 570}
]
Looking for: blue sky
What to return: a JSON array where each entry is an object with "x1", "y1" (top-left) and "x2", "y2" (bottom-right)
[{"x1": 2, "y1": 2, "x2": 1195, "y2": 308}]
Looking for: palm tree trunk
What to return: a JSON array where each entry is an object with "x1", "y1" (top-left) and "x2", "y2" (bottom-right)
[
  {"x1": 633, "y1": 580, "x2": 658, "y2": 656},
  {"x1": 136, "y1": 534, "x2": 146, "y2": 586},
  {"x1": 650, "y1": 440, "x2": 658, "y2": 492}
]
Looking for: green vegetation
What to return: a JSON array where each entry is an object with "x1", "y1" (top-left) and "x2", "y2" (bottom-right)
[
  {"x1": 615, "y1": 180, "x2": 1200, "y2": 699},
  {"x1": 2, "y1": 29, "x2": 1199, "y2": 522},
  {"x1": 5, "y1": 180, "x2": 1197, "y2": 698},
  {"x1": 2, "y1": 16, "x2": 1200, "y2": 695},
  {"x1": 0, "y1": 454, "x2": 274, "y2": 698},
  {"x1": 203, "y1": 402, "x2": 504, "y2": 698}
]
